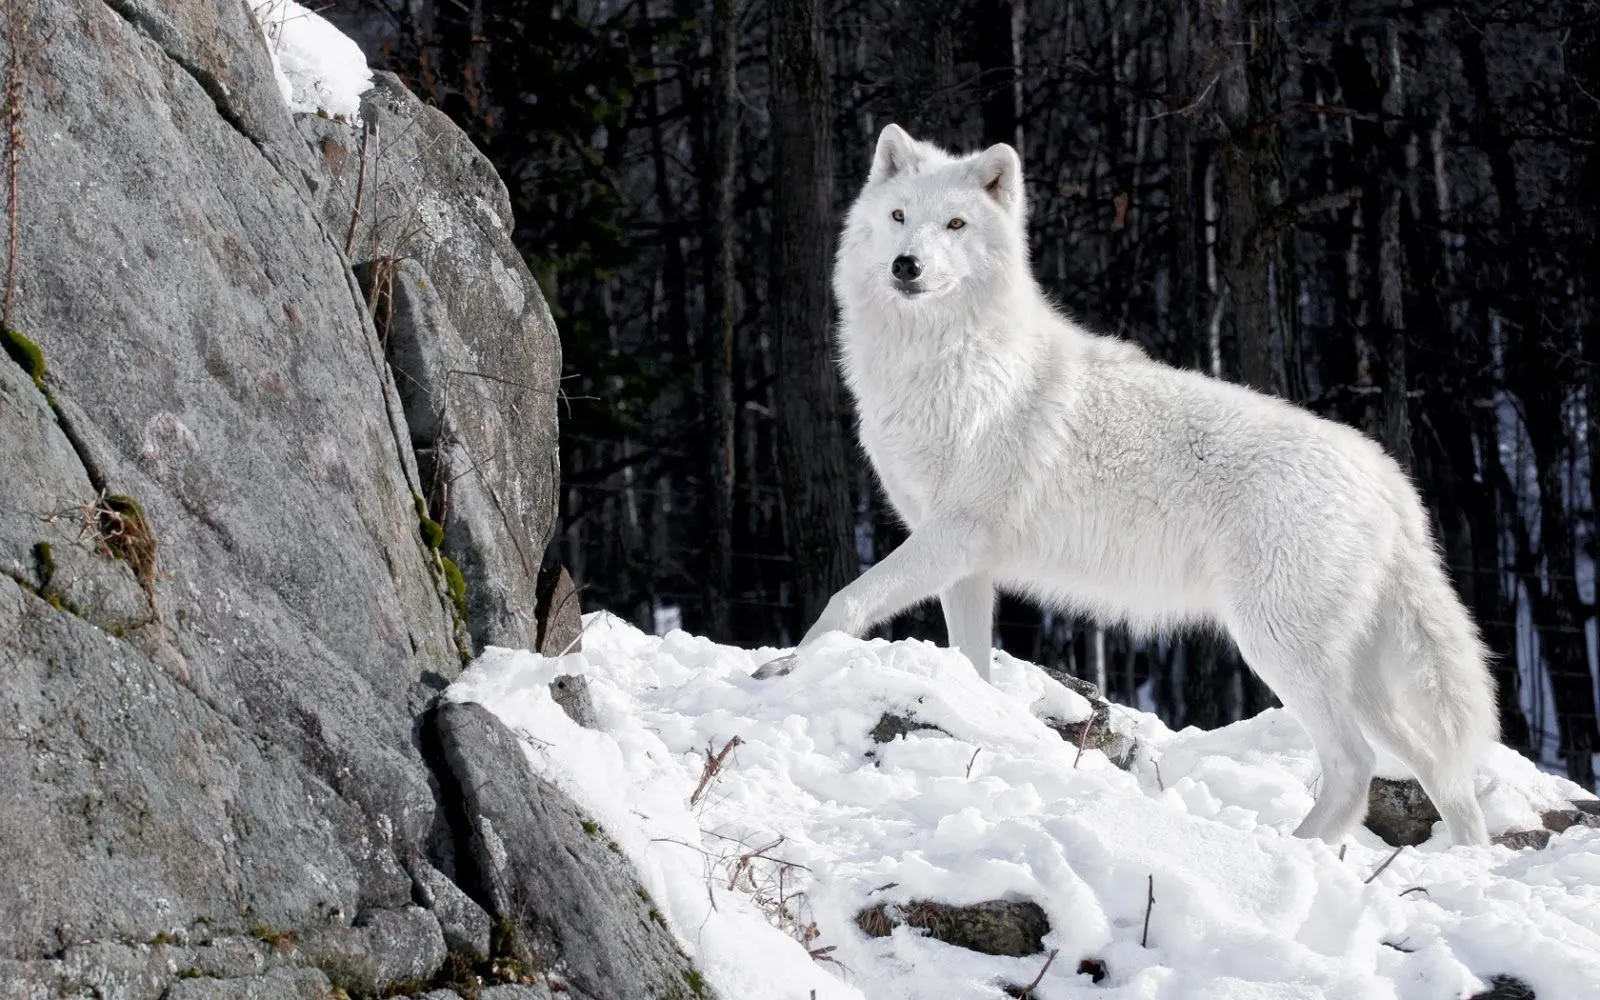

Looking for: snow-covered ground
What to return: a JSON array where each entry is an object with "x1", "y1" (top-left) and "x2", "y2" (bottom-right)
[
  {"x1": 446, "y1": 616, "x2": 1600, "y2": 1000},
  {"x1": 249, "y1": 0, "x2": 372, "y2": 122}
]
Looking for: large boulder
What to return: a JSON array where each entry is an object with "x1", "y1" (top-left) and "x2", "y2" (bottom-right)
[
  {"x1": 6, "y1": 0, "x2": 451, "y2": 969},
  {"x1": 0, "y1": 2, "x2": 699, "y2": 996},
  {"x1": 428, "y1": 703, "x2": 713, "y2": 999},
  {"x1": 299, "y1": 73, "x2": 562, "y2": 655}
]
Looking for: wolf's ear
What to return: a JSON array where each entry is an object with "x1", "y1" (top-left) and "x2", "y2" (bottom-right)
[
  {"x1": 869, "y1": 124, "x2": 921, "y2": 184},
  {"x1": 974, "y1": 143, "x2": 1022, "y2": 209}
]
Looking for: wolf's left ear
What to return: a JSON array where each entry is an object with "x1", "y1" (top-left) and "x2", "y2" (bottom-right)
[
  {"x1": 974, "y1": 143, "x2": 1022, "y2": 209},
  {"x1": 869, "y1": 124, "x2": 921, "y2": 185}
]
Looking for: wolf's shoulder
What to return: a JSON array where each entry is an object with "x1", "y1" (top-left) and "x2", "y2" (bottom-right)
[
  {"x1": 1084, "y1": 334, "x2": 1151, "y2": 366},
  {"x1": 1041, "y1": 311, "x2": 1152, "y2": 367}
]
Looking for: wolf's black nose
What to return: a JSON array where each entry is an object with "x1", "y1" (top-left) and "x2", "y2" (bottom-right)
[{"x1": 892, "y1": 255, "x2": 922, "y2": 281}]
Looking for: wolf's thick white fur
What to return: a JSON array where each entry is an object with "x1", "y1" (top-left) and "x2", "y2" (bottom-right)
[{"x1": 798, "y1": 124, "x2": 1499, "y2": 846}]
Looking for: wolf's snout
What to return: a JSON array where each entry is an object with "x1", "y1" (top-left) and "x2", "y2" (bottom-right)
[{"x1": 891, "y1": 255, "x2": 923, "y2": 282}]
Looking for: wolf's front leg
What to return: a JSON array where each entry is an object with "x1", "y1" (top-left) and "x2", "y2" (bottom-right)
[
  {"x1": 798, "y1": 518, "x2": 989, "y2": 647},
  {"x1": 940, "y1": 574, "x2": 995, "y2": 682},
  {"x1": 752, "y1": 518, "x2": 988, "y2": 681},
  {"x1": 796, "y1": 516, "x2": 986, "y2": 641}
]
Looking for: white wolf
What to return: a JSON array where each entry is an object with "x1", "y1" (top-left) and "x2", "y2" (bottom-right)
[{"x1": 782, "y1": 124, "x2": 1500, "y2": 847}]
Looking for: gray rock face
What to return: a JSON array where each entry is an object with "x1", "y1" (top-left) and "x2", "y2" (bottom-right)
[
  {"x1": 1541, "y1": 799, "x2": 1600, "y2": 834},
  {"x1": 1, "y1": 1, "x2": 704, "y2": 997},
  {"x1": 480, "y1": 985, "x2": 600, "y2": 1000},
  {"x1": 297, "y1": 905, "x2": 447, "y2": 996},
  {"x1": 1492, "y1": 829, "x2": 1553, "y2": 851},
  {"x1": 1469, "y1": 975, "x2": 1537, "y2": 1000},
  {"x1": 161, "y1": 968, "x2": 334, "y2": 1000},
  {"x1": 6, "y1": 0, "x2": 457, "y2": 966},
  {"x1": 535, "y1": 564, "x2": 584, "y2": 656},
  {"x1": 428, "y1": 702, "x2": 715, "y2": 1000},
  {"x1": 300, "y1": 75, "x2": 562, "y2": 655},
  {"x1": 1365, "y1": 777, "x2": 1442, "y2": 846},
  {"x1": 409, "y1": 858, "x2": 494, "y2": 961},
  {"x1": 869, "y1": 711, "x2": 949, "y2": 744},
  {"x1": 855, "y1": 898, "x2": 1051, "y2": 957},
  {"x1": 1038, "y1": 671, "x2": 1139, "y2": 769},
  {"x1": 1370, "y1": 782, "x2": 1595, "y2": 849},
  {"x1": 549, "y1": 672, "x2": 599, "y2": 730}
]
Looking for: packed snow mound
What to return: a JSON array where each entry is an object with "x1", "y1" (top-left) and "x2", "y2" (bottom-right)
[
  {"x1": 249, "y1": 0, "x2": 372, "y2": 122},
  {"x1": 446, "y1": 615, "x2": 1600, "y2": 1000}
]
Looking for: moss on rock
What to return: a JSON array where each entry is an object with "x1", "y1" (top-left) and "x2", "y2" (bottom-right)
[{"x1": 2, "y1": 327, "x2": 46, "y2": 391}]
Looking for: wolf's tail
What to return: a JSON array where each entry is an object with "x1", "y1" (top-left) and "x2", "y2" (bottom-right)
[
  {"x1": 1366, "y1": 496, "x2": 1500, "y2": 845},
  {"x1": 1390, "y1": 544, "x2": 1501, "y2": 756}
]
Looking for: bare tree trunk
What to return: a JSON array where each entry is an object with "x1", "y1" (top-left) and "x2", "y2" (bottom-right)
[
  {"x1": 1524, "y1": 412, "x2": 1595, "y2": 789},
  {"x1": 930, "y1": 22, "x2": 957, "y2": 139},
  {"x1": 976, "y1": 0, "x2": 1024, "y2": 154},
  {"x1": 1573, "y1": 0, "x2": 1600, "y2": 783},
  {"x1": 703, "y1": 0, "x2": 740, "y2": 641},
  {"x1": 1375, "y1": 23, "x2": 1413, "y2": 471},
  {"x1": 1404, "y1": 25, "x2": 1534, "y2": 753},
  {"x1": 771, "y1": 0, "x2": 855, "y2": 637},
  {"x1": 1184, "y1": 638, "x2": 1223, "y2": 730},
  {"x1": 1166, "y1": 0, "x2": 1206, "y2": 373},
  {"x1": 1216, "y1": 0, "x2": 1293, "y2": 402},
  {"x1": 1469, "y1": 406, "x2": 1531, "y2": 752},
  {"x1": 1463, "y1": 27, "x2": 1598, "y2": 788}
]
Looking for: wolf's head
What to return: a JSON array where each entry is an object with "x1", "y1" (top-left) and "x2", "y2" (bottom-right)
[{"x1": 836, "y1": 124, "x2": 1027, "y2": 309}]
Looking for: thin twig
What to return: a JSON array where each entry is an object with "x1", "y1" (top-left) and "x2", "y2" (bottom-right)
[
  {"x1": 1365, "y1": 845, "x2": 1404, "y2": 884},
  {"x1": 1141, "y1": 874, "x2": 1155, "y2": 947},
  {"x1": 1014, "y1": 948, "x2": 1060, "y2": 998},
  {"x1": 1072, "y1": 716, "x2": 1094, "y2": 768},
  {"x1": 965, "y1": 746, "x2": 981, "y2": 778},
  {"x1": 648, "y1": 835, "x2": 717, "y2": 857},
  {"x1": 1153, "y1": 759, "x2": 1165, "y2": 792},
  {"x1": 1144, "y1": 71, "x2": 1220, "y2": 121},
  {"x1": 690, "y1": 735, "x2": 743, "y2": 807},
  {"x1": 555, "y1": 606, "x2": 602, "y2": 658},
  {"x1": 343, "y1": 119, "x2": 372, "y2": 256},
  {"x1": 1275, "y1": 101, "x2": 1379, "y2": 125},
  {"x1": 447, "y1": 367, "x2": 569, "y2": 399}
]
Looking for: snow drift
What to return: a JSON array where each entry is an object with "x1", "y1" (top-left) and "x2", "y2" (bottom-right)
[{"x1": 447, "y1": 616, "x2": 1600, "y2": 1000}]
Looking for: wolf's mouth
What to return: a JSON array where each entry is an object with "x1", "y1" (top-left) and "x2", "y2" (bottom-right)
[{"x1": 895, "y1": 279, "x2": 949, "y2": 299}]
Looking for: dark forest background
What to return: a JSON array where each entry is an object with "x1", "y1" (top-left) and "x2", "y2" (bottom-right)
[{"x1": 325, "y1": 0, "x2": 1600, "y2": 790}]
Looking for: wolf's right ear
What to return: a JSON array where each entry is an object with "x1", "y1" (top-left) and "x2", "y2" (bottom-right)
[
  {"x1": 868, "y1": 124, "x2": 921, "y2": 185},
  {"x1": 974, "y1": 143, "x2": 1022, "y2": 210}
]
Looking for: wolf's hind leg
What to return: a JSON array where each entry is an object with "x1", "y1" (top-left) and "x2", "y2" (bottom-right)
[
  {"x1": 1362, "y1": 710, "x2": 1490, "y2": 846},
  {"x1": 1288, "y1": 696, "x2": 1377, "y2": 843},
  {"x1": 1234, "y1": 624, "x2": 1376, "y2": 843},
  {"x1": 940, "y1": 573, "x2": 995, "y2": 682}
]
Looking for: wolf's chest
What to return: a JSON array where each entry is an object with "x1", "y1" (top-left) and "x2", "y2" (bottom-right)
[{"x1": 851, "y1": 371, "x2": 1003, "y2": 512}]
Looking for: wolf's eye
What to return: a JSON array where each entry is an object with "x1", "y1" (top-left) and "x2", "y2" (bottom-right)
[
  {"x1": 891, "y1": 209, "x2": 905, "y2": 223},
  {"x1": 948, "y1": 218, "x2": 966, "y2": 230}
]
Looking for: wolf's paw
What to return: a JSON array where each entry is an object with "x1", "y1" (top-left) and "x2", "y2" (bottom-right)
[{"x1": 752, "y1": 653, "x2": 800, "y2": 680}]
